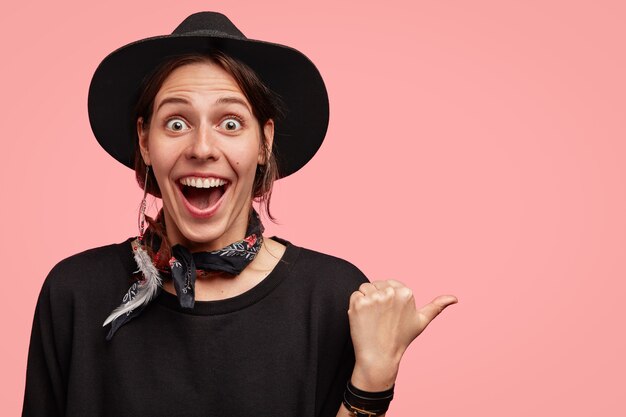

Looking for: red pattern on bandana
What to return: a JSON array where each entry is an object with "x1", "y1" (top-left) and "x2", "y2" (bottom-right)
[{"x1": 243, "y1": 234, "x2": 257, "y2": 248}]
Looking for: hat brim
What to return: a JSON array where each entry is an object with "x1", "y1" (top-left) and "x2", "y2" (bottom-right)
[{"x1": 88, "y1": 33, "x2": 329, "y2": 178}]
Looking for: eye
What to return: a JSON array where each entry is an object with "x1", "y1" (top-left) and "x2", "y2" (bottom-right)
[
  {"x1": 165, "y1": 118, "x2": 189, "y2": 132},
  {"x1": 220, "y1": 116, "x2": 243, "y2": 131}
]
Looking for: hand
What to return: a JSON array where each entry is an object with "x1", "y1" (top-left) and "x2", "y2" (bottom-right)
[{"x1": 348, "y1": 280, "x2": 458, "y2": 390}]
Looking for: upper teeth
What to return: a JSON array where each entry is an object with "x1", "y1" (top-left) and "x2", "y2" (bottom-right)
[{"x1": 180, "y1": 177, "x2": 228, "y2": 188}]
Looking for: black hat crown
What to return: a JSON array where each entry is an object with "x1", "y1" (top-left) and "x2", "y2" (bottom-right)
[{"x1": 173, "y1": 12, "x2": 246, "y2": 38}]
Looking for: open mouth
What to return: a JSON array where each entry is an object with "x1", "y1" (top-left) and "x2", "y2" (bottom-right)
[{"x1": 178, "y1": 176, "x2": 229, "y2": 211}]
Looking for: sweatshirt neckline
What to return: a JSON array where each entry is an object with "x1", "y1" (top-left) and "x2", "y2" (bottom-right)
[{"x1": 149, "y1": 236, "x2": 299, "y2": 316}]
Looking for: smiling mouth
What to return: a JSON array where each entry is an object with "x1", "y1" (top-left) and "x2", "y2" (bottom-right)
[{"x1": 178, "y1": 177, "x2": 229, "y2": 210}]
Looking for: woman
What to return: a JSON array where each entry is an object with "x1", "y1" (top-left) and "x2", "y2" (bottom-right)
[{"x1": 22, "y1": 11, "x2": 457, "y2": 417}]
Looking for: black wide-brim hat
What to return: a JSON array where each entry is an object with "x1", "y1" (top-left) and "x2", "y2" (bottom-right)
[{"x1": 88, "y1": 11, "x2": 329, "y2": 178}]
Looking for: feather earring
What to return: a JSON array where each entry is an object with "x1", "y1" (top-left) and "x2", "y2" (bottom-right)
[
  {"x1": 102, "y1": 238, "x2": 163, "y2": 327},
  {"x1": 103, "y1": 167, "x2": 163, "y2": 328}
]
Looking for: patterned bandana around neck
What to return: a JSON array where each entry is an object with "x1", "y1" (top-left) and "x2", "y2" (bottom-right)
[{"x1": 102, "y1": 209, "x2": 265, "y2": 341}]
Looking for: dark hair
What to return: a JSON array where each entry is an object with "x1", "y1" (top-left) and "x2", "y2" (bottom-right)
[{"x1": 132, "y1": 50, "x2": 285, "y2": 221}]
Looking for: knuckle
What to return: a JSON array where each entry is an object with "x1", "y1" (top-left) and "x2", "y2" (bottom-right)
[
  {"x1": 398, "y1": 287, "x2": 413, "y2": 299},
  {"x1": 353, "y1": 296, "x2": 369, "y2": 309},
  {"x1": 370, "y1": 291, "x2": 384, "y2": 302},
  {"x1": 349, "y1": 291, "x2": 363, "y2": 305},
  {"x1": 417, "y1": 311, "x2": 428, "y2": 323}
]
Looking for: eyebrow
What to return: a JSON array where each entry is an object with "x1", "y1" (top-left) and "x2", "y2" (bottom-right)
[
  {"x1": 155, "y1": 95, "x2": 252, "y2": 114},
  {"x1": 215, "y1": 96, "x2": 252, "y2": 113},
  {"x1": 156, "y1": 97, "x2": 189, "y2": 112}
]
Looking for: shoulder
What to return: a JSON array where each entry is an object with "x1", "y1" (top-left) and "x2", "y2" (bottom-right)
[
  {"x1": 42, "y1": 238, "x2": 135, "y2": 298},
  {"x1": 299, "y1": 247, "x2": 368, "y2": 283},
  {"x1": 48, "y1": 238, "x2": 134, "y2": 279},
  {"x1": 274, "y1": 237, "x2": 370, "y2": 292},
  {"x1": 30, "y1": 239, "x2": 136, "y2": 341},
  {"x1": 273, "y1": 237, "x2": 369, "y2": 316}
]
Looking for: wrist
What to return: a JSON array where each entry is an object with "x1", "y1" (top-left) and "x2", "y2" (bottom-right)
[{"x1": 351, "y1": 360, "x2": 399, "y2": 391}]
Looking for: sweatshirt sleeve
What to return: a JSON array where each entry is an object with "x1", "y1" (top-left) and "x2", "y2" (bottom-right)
[{"x1": 22, "y1": 266, "x2": 74, "y2": 417}]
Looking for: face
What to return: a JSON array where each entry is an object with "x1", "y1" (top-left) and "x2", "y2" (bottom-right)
[{"x1": 138, "y1": 61, "x2": 274, "y2": 251}]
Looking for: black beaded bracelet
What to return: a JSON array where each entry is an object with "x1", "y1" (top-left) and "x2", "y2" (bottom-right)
[{"x1": 342, "y1": 380, "x2": 395, "y2": 416}]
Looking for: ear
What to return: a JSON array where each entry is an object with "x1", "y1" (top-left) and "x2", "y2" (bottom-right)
[
  {"x1": 258, "y1": 119, "x2": 275, "y2": 165},
  {"x1": 137, "y1": 117, "x2": 151, "y2": 166}
]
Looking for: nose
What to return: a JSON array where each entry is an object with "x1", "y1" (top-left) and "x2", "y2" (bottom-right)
[{"x1": 186, "y1": 123, "x2": 220, "y2": 162}]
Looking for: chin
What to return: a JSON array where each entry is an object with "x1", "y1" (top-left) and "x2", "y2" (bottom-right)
[
  {"x1": 183, "y1": 223, "x2": 227, "y2": 246},
  {"x1": 172, "y1": 202, "x2": 251, "y2": 251}
]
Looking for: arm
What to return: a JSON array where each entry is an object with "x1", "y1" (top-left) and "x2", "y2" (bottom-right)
[
  {"x1": 22, "y1": 275, "x2": 71, "y2": 417},
  {"x1": 336, "y1": 281, "x2": 458, "y2": 416}
]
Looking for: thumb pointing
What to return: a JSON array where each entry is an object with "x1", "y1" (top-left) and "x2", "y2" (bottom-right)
[{"x1": 415, "y1": 295, "x2": 458, "y2": 330}]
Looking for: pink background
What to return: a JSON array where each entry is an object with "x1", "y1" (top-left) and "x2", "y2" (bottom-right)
[{"x1": 2, "y1": 0, "x2": 625, "y2": 415}]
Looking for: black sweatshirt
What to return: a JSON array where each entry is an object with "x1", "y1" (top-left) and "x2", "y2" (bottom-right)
[{"x1": 22, "y1": 237, "x2": 368, "y2": 417}]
